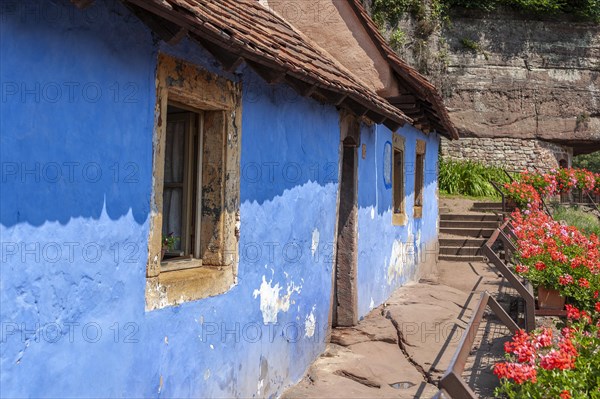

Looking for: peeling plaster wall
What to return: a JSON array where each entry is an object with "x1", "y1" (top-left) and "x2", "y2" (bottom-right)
[
  {"x1": 1, "y1": 1, "x2": 339, "y2": 397},
  {"x1": 356, "y1": 124, "x2": 439, "y2": 318}
]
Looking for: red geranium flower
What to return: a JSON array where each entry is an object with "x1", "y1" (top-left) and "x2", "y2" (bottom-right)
[
  {"x1": 578, "y1": 278, "x2": 590, "y2": 288},
  {"x1": 493, "y1": 362, "x2": 537, "y2": 384},
  {"x1": 566, "y1": 305, "x2": 580, "y2": 320},
  {"x1": 559, "y1": 274, "x2": 574, "y2": 286},
  {"x1": 516, "y1": 264, "x2": 529, "y2": 274},
  {"x1": 535, "y1": 261, "x2": 547, "y2": 271}
]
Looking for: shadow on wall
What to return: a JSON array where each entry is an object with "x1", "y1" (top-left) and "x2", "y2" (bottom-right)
[
  {"x1": 239, "y1": 72, "x2": 341, "y2": 205},
  {"x1": 0, "y1": 0, "x2": 342, "y2": 229},
  {"x1": 357, "y1": 123, "x2": 438, "y2": 217},
  {"x1": 354, "y1": 122, "x2": 440, "y2": 318},
  {"x1": 0, "y1": 2, "x2": 341, "y2": 398},
  {"x1": 0, "y1": 0, "x2": 156, "y2": 228}
]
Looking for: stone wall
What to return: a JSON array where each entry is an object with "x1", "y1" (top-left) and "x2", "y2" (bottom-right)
[
  {"x1": 440, "y1": 8, "x2": 600, "y2": 150},
  {"x1": 440, "y1": 137, "x2": 573, "y2": 172},
  {"x1": 370, "y1": 4, "x2": 600, "y2": 154}
]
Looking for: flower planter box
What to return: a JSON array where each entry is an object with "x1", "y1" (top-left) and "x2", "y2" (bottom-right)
[{"x1": 537, "y1": 286, "x2": 565, "y2": 310}]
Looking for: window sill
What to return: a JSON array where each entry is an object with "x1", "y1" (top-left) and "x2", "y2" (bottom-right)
[
  {"x1": 392, "y1": 212, "x2": 408, "y2": 226},
  {"x1": 414, "y1": 206, "x2": 423, "y2": 219},
  {"x1": 160, "y1": 257, "x2": 202, "y2": 272},
  {"x1": 145, "y1": 265, "x2": 235, "y2": 311}
]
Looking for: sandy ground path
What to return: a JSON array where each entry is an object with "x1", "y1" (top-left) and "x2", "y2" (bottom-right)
[{"x1": 281, "y1": 260, "x2": 514, "y2": 398}]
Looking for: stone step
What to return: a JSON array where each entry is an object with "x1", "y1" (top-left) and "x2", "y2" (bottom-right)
[
  {"x1": 439, "y1": 246, "x2": 484, "y2": 256},
  {"x1": 439, "y1": 227, "x2": 495, "y2": 238},
  {"x1": 439, "y1": 237, "x2": 488, "y2": 246},
  {"x1": 438, "y1": 254, "x2": 487, "y2": 262},
  {"x1": 471, "y1": 202, "x2": 503, "y2": 211},
  {"x1": 440, "y1": 213, "x2": 501, "y2": 222},
  {"x1": 440, "y1": 220, "x2": 500, "y2": 229}
]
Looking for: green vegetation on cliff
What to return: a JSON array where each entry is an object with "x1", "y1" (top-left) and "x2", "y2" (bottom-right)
[
  {"x1": 371, "y1": 0, "x2": 600, "y2": 25},
  {"x1": 447, "y1": 0, "x2": 599, "y2": 22}
]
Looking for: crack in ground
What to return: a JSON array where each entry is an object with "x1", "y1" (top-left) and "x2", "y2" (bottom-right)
[
  {"x1": 427, "y1": 293, "x2": 466, "y2": 310},
  {"x1": 384, "y1": 310, "x2": 435, "y2": 385},
  {"x1": 331, "y1": 328, "x2": 397, "y2": 346},
  {"x1": 333, "y1": 370, "x2": 381, "y2": 389}
]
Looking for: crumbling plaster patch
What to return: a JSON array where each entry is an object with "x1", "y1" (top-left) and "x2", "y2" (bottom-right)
[
  {"x1": 253, "y1": 275, "x2": 302, "y2": 324},
  {"x1": 304, "y1": 305, "x2": 317, "y2": 338}
]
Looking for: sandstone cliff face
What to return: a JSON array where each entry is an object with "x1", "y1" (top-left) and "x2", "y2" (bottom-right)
[{"x1": 387, "y1": 8, "x2": 600, "y2": 154}]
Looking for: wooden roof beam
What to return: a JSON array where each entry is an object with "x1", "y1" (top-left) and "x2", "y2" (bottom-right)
[
  {"x1": 389, "y1": 98, "x2": 420, "y2": 112},
  {"x1": 285, "y1": 76, "x2": 317, "y2": 97},
  {"x1": 365, "y1": 110, "x2": 387, "y2": 125},
  {"x1": 310, "y1": 89, "x2": 347, "y2": 106},
  {"x1": 383, "y1": 119, "x2": 403, "y2": 131},
  {"x1": 126, "y1": 3, "x2": 186, "y2": 45},
  {"x1": 386, "y1": 94, "x2": 417, "y2": 105},
  {"x1": 414, "y1": 121, "x2": 432, "y2": 133},
  {"x1": 246, "y1": 61, "x2": 287, "y2": 84},
  {"x1": 342, "y1": 97, "x2": 370, "y2": 117},
  {"x1": 195, "y1": 36, "x2": 244, "y2": 72},
  {"x1": 400, "y1": 106, "x2": 424, "y2": 117}
]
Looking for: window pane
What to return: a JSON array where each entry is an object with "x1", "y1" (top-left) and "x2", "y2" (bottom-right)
[
  {"x1": 393, "y1": 149, "x2": 404, "y2": 214},
  {"x1": 165, "y1": 120, "x2": 185, "y2": 184},
  {"x1": 162, "y1": 187, "x2": 183, "y2": 251},
  {"x1": 163, "y1": 116, "x2": 186, "y2": 253},
  {"x1": 415, "y1": 153, "x2": 424, "y2": 207}
]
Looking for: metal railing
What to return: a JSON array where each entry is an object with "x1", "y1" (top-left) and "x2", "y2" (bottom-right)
[
  {"x1": 503, "y1": 169, "x2": 515, "y2": 183},
  {"x1": 433, "y1": 200, "x2": 580, "y2": 398},
  {"x1": 583, "y1": 191, "x2": 600, "y2": 212},
  {"x1": 489, "y1": 168, "x2": 517, "y2": 213},
  {"x1": 541, "y1": 198, "x2": 553, "y2": 216},
  {"x1": 494, "y1": 166, "x2": 599, "y2": 215},
  {"x1": 482, "y1": 222, "x2": 536, "y2": 332},
  {"x1": 484, "y1": 220, "x2": 569, "y2": 327},
  {"x1": 489, "y1": 180, "x2": 507, "y2": 213},
  {"x1": 558, "y1": 189, "x2": 600, "y2": 214},
  {"x1": 518, "y1": 166, "x2": 555, "y2": 216},
  {"x1": 433, "y1": 291, "x2": 519, "y2": 399}
]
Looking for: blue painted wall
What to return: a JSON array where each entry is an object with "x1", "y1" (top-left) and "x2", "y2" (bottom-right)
[
  {"x1": 1, "y1": 1, "x2": 339, "y2": 397},
  {"x1": 0, "y1": 0, "x2": 441, "y2": 396},
  {"x1": 356, "y1": 123, "x2": 439, "y2": 318}
]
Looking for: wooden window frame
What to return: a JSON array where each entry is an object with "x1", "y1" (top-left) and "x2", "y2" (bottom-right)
[
  {"x1": 414, "y1": 140, "x2": 426, "y2": 219},
  {"x1": 392, "y1": 133, "x2": 407, "y2": 226},
  {"x1": 145, "y1": 54, "x2": 242, "y2": 311}
]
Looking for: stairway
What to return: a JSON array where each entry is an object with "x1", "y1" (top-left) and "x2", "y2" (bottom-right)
[
  {"x1": 471, "y1": 202, "x2": 504, "y2": 212},
  {"x1": 438, "y1": 210, "x2": 503, "y2": 262}
]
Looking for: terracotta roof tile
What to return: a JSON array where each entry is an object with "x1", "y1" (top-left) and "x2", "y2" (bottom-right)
[{"x1": 126, "y1": 0, "x2": 411, "y2": 129}]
